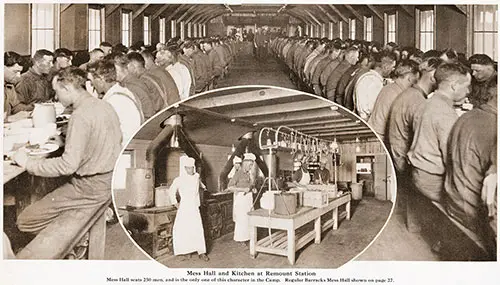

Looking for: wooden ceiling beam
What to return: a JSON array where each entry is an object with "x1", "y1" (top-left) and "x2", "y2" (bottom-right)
[
  {"x1": 198, "y1": 6, "x2": 226, "y2": 23},
  {"x1": 166, "y1": 4, "x2": 188, "y2": 21},
  {"x1": 186, "y1": 5, "x2": 211, "y2": 23},
  {"x1": 177, "y1": 5, "x2": 199, "y2": 22},
  {"x1": 202, "y1": 10, "x2": 228, "y2": 24},
  {"x1": 329, "y1": 5, "x2": 348, "y2": 23},
  {"x1": 455, "y1": 5, "x2": 468, "y2": 16},
  {"x1": 220, "y1": 99, "x2": 334, "y2": 118},
  {"x1": 152, "y1": 5, "x2": 169, "y2": 20},
  {"x1": 132, "y1": 4, "x2": 150, "y2": 20},
  {"x1": 192, "y1": 6, "x2": 220, "y2": 23},
  {"x1": 293, "y1": 121, "x2": 364, "y2": 132},
  {"x1": 105, "y1": 4, "x2": 121, "y2": 18},
  {"x1": 313, "y1": 129, "x2": 373, "y2": 136},
  {"x1": 61, "y1": 4, "x2": 72, "y2": 13},
  {"x1": 287, "y1": 118, "x2": 352, "y2": 128},
  {"x1": 304, "y1": 7, "x2": 324, "y2": 25},
  {"x1": 302, "y1": 126, "x2": 370, "y2": 136},
  {"x1": 399, "y1": 5, "x2": 414, "y2": 18},
  {"x1": 246, "y1": 109, "x2": 344, "y2": 126},
  {"x1": 186, "y1": 88, "x2": 306, "y2": 109},
  {"x1": 366, "y1": 5, "x2": 384, "y2": 21},
  {"x1": 344, "y1": 4, "x2": 363, "y2": 21},
  {"x1": 316, "y1": 5, "x2": 338, "y2": 24}
]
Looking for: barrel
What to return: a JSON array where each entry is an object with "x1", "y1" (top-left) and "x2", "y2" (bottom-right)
[
  {"x1": 126, "y1": 168, "x2": 155, "y2": 208},
  {"x1": 351, "y1": 182, "x2": 363, "y2": 200}
]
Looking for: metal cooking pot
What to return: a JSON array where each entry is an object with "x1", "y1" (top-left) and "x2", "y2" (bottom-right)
[{"x1": 126, "y1": 168, "x2": 155, "y2": 208}]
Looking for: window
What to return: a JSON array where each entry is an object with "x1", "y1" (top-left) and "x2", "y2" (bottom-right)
[
  {"x1": 121, "y1": 10, "x2": 132, "y2": 47},
  {"x1": 349, "y1": 18, "x2": 356, "y2": 39},
  {"x1": 31, "y1": 3, "x2": 58, "y2": 55},
  {"x1": 417, "y1": 9, "x2": 434, "y2": 52},
  {"x1": 180, "y1": 21, "x2": 185, "y2": 40},
  {"x1": 329, "y1": 22, "x2": 334, "y2": 39},
  {"x1": 364, "y1": 16, "x2": 373, "y2": 41},
  {"x1": 473, "y1": 5, "x2": 498, "y2": 60},
  {"x1": 339, "y1": 21, "x2": 343, "y2": 40},
  {"x1": 159, "y1": 17, "x2": 166, "y2": 44},
  {"x1": 143, "y1": 15, "x2": 151, "y2": 45},
  {"x1": 88, "y1": 6, "x2": 103, "y2": 50},
  {"x1": 113, "y1": 151, "x2": 133, "y2": 190},
  {"x1": 385, "y1": 13, "x2": 397, "y2": 44},
  {"x1": 171, "y1": 20, "x2": 177, "y2": 38}
]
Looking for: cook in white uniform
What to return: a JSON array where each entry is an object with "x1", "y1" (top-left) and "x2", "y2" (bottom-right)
[
  {"x1": 292, "y1": 160, "x2": 311, "y2": 186},
  {"x1": 169, "y1": 156, "x2": 209, "y2": 261},
  {"x1": 227, "y1": 153, "x2": 257, "y2": 246}
]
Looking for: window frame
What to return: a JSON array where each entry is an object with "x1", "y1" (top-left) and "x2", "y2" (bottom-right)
[
  {"x1": 88, "y1": 5, "x2": 104, "y2": 50},
  {"x1": 143, "y1": 14, "x2": 151, "y2": 46},
  {"x1": 31, "y1": 3, "x2": 60, "y2": 55},
  {"x1": 384, "y1": 11, "x2": 397, "y2": 44},
  {"x1": 121, "y1": 9, "x2": 132, "y2": 47},
  {"x1": 159, "y1": 17, "x2": 166, "y2": 44},
  {"x1": 349, "y1": 18, "x2": 356, "y2": 40},
  {"x1": 416, "y1": 7, "x2": 435, "y2": 52},
  {"x1": 171, "y1": 20, "x2": 177, "y2": 38},
  {"x1": 364, "y1": 15, "x2": 373, "y2": 41},
  {"x1": 472, "y1": 5, "x2": 498, "y2": 60}
]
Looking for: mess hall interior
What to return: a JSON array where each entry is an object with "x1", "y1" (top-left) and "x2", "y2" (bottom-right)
[
  {"x1": 113, "y1": 87, "x2": 395, "y2": 268},
  {"x1": 2, "y1": 3, "x2": 497, "y2": 263}
]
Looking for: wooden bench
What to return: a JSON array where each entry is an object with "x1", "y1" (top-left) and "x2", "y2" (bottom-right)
[
  {"x1": 431, "y1": 201, "x2": 488, "y2": 254},
  {"x1": 16, "y1": 199, "x2": 111, "y2": 259}
]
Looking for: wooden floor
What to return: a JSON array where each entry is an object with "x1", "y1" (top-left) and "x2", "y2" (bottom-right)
[
  {"x1": 217, "y1": 43, "x2": 296, "y2": 89},
  {"x1": 156, "y1": 197, "x2": 391, "y2": 268}
]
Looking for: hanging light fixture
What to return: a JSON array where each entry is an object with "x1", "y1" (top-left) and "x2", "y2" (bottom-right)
[
  {"x1": 170, "y1": 125, "x2": 180, "y2": 148},
  {"x1": 355, "y1": 135, "x2": 361, "y2": 153}
]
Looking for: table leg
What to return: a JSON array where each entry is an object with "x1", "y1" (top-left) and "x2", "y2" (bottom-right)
[
  {"x1": 332, "y1": 207, "x2": 338, "y2": 230},
  {"x1": 314, "y1": 216, "x2": 321, "y2": 244},
  {"x1": 346, "y1": 200, "x2": 351, "y2": 220},
  {"x1": 249, "y1": 225, "x2": 257, "y2": 259},
  {"x1": 287, "y1": 229, "x2": 295, "y2": 265}
]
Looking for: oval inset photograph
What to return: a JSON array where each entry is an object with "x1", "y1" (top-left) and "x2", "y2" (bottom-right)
[{"x1": 111, "y1": 86, "x2": 396, "y2": 268}]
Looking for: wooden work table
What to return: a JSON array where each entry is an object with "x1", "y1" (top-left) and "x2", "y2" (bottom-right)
[{"x1": 248, "y1": 193, "x2": 351, "y2": 265}]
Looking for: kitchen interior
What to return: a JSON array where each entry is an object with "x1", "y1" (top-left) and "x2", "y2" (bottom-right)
[{"x1": 113, "y1": 87, "x2": 395, "y2": 268}]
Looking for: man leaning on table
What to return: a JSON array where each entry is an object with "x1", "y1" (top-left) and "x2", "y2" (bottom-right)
[{"x1": 12, "y1": 66, "x2": 122, "y2": 259}]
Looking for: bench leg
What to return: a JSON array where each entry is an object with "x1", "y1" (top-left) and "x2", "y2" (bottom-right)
[
  {"x1": 332, "y1": 207, "x2": 339, "y2": 230},
  {"x1": 314, "y1": 216, "x2": 321, "y2": 244},
  {"x1": 88, "y1": 213, "x2": 106, "y2": 260},
  {"x1": 287, "y1": 229, "x2": 295, "y2": 265}
]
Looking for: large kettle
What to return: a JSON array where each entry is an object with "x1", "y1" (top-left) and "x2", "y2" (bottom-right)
[{"x1": 32, "y1": 103, "x2": 56, "y2": 128}]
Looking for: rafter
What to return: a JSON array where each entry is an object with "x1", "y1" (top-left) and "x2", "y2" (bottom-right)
[
  {"x1": 177, "y1": 5, "x2": 198, "y2": 22},
  {"x1": 192, "y1": 6, "x2": 220, "y2": 23},
  {"x1": 203, "y1": 11, "x2": 229, "y2": 24},
  {"x1": 304, "y1": 9, "x2": 322, "y2": 25},
  {"x1": 316, "y1": 5, "x2": 338, "y2": 24},
  {"x1": 366, "y1": 5, "x2": 383, "y2": 21},
  {"x1": 105, "y1": 4, "x2": 121, "y2": 18},
  {"x1": 344, "y1": 4, "x2": 363, "y2": 21},
  {"x1": 132, "y1": 4, "x2": 150, "y2": 20},
  {"x1": 152, "y1": 5, "x2": 169, "y2": 20},
  {"x1": 165, "y1": 4, "x2": 187, "y2": 21},
  {"x1": 61, "y1": 4, "x2": 72, "y2": 13},
  {"x1": 284, "y1": 10, "x2": 312, "y2": 25},
  {"x1": 399, "y1": 5, "x2": 414, "y2": 18},
  {"x1": 186, "y1": 5, "x2": 211, "y2": 23},
  {"x1": 329, "y1": 5, "x2": 348, "y2": 23}
]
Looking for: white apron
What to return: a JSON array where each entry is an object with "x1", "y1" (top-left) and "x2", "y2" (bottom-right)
[
  {"x1": 299, "y1": 168, "x2": 311, "y2": 185},
  {"x1": 169, "y1": 173, "x2": 206, "y2": 255},
  {"x1": 233, "y1": 192, "x2": 253, "y2": 242}
]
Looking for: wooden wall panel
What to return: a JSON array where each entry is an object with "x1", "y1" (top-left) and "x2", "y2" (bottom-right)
[
  {"x1": 60, "y1": 4, "x2": 88, "y2": 51},
  {"x1": 436, "y1": 5, "x2": 467, "y2": 53},
  {"x1": 4, "y1": 4, "x2": 30, "y2": 55},
  {"x1": 105, "y1": 8, "x2": 121, "y2": 45},
  {"x1": 337, "y1": 140, "x2": 386, "y2": 182},
  {"x1": 373, "y1": 16, "x2": 384, "y2": 44},
  {"x1": 397, "y1": 7, "x2": 416, "y2": 48},
  {"x1": 132, "y1": 15, "x2": 143, "y2": 45}
]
